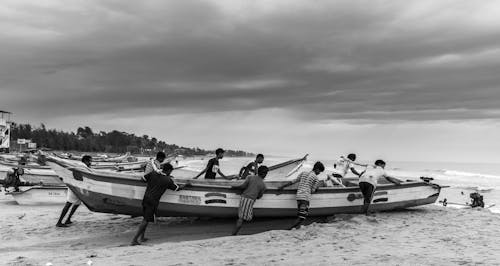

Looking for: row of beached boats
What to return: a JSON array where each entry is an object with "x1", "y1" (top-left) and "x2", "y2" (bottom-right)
[
  {"x1": 1, "y1": 152, "x2": 443, "y2": 218},
  {"x1": 0, "y1": 152, "x2": 147, "y2": 205}
]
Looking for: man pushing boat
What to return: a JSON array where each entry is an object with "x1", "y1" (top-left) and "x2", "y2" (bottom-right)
[
  {"x1": 131, "y1": 163, "x2": 190, "y2": 246},
  {"x1": 358, "y1": 160, "x2": 402, "y2": 215},
  {"x1": 231, "y1": 165, "x2": 268, "y2": 235},
  {"x1": 330, "y1": 153, "x2": 366, "y2": 187},
  {"x1": 56, "y1": 155, "x2": 92, "y2": 227},
  {"x1": 277, "y1": 161, "x2": 326, "y2": 230}
]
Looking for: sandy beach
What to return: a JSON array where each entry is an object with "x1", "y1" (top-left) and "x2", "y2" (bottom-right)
[{"x1": 2, "y1": 191, "x2": 500, "y2": 266}]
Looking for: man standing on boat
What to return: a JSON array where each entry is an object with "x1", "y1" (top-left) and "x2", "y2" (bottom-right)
[
  {"x1": 194, "y1": 148, "x2": 229, "y2": 179},
  {"x1": 231, "y1": 165, "x2": 268, "y2": 235},
  {"x1": 329, "y1": 153, "x2": 365, "y2": 187},
  {"x1": 359, "y1": 160, "x2": 402, "y2": 215},
  {"x1": 238, "y1": 154, "x2": 264, "y2": 179},
  {"x1": 144, "y1": 151, "x2": 166, "y2": 177},
  {"x1": 131, "y1": 163, "x2": 189, "y2": 245},
  {"x1": 56, "y1": 155, "x2": 92, "y2": 227},
  {"x1": 277, "y1": 161, "x2": 326, "y2": 230}
]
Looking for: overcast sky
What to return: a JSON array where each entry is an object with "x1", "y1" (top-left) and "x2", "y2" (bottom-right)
[{"x1": 1, "y1": 0, "x2": 500, "y2": 163}]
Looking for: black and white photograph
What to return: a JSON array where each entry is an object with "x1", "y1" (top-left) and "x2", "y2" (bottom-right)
[{"x1": 1, "y1": 0, "x2": 500, "y2": 265}]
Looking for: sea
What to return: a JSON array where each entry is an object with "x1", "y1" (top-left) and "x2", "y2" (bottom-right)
[{"x1": 179, "y1": 156, "x2": 500, "y2": 214}]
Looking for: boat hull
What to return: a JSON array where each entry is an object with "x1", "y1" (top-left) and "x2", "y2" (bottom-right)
[{"x1": 67, "y1": 183, "x2": 438, "y2": 217}]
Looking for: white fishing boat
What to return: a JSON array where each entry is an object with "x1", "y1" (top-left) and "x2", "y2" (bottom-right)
[
  {"x1": 0, "y1": 164, "x2": 62, "y2": 186},
  {"x1": 5, "y1": 186, "x2": 67, "y2": 205},
  {"x1": 47, "y1": 155, "x2": 441, "y2": 218}
]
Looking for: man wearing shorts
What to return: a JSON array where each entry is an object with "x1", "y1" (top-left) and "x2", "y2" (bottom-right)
[
  {"x1": 230, "y1": 166, "x2": 268, "y2": 235},
  {"x1": 359, "y1": 160, "x2": 402, "y2": 215},
  {"x1": 277, "y1": 162, "x2": 326, "y2": 230},
  {"x1": 56, "y1": 155, "x2": 92, "y2": 227},
  {"x1": 131, "y1": 163, "x2": 189, "y2": 245}
]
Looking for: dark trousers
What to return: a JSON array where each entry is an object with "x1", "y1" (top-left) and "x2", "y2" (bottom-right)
[{"x1": 359, "y1": 182, "x2": 375, "y2": 214}]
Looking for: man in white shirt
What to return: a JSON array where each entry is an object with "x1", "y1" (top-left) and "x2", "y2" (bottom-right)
[
  {"x1": 330, "y1": 154, "x2": 365, "y2": 187},
  {"x1": 56, "y1": 155, "x2": 92, "y2": 227},
  {"x1": 359, "y1": 160, "x2": 402, "y2": 215}
]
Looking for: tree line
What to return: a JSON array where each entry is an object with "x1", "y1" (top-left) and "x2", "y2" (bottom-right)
[{"x1": 9, "y1": 123, "x2": 253, "y2": 157}]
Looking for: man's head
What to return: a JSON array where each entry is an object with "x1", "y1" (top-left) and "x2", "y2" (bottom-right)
[
  {"x1": 256, "y1": 154, "x2": 264, "y2": 164},
  {"x1": 162, "y1": 163, "x2": 174, "y2": 175},
  {"x1": 312, "y1": 161, "x2": 325, "y2": 175},
  {"x1": 374, "y1": 159, "x2": 386, "y2": 168},
  {"x1": 156, "y1": 151, "x2": 166, "y2": 163},
  {"x1": 257, "y1": 165, "x2": 269, "y2": 178},
  {"x1": 215, "y1": 148, "x2": 225, "y2": 159},
  {"x1": 347, "y1": 153, "x2": 356, "y2": 161},
  {"x1": 82, "y1": 155, "x2": 92, "y2": 167}
]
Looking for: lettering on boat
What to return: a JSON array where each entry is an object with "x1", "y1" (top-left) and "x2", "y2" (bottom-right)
[
  {"x1": 205, "y1": 199, "x2": 227, "y2": 204},
  {"x1": 48, "y1": 192, "x2": 62, "y2": 196},
  {"x1": 178, "y1": 195, "x2": 201, "y2": 205},
  {"x1": 204, "y1": 192, "x2": 227, "y2": 198},
  {"x1": 373, "y1": 198, "x2": 389, "y2": 203}
]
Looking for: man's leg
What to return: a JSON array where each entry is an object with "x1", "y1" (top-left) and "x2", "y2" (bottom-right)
[
  {"x1": 360, "y1": 183, "x2": 375, "y2": 215},
  {"x1": 289, "y1": 201, "x2": 308, "y2": 230},
  {"x1": 131, "y1": 220, "x2": 148, "y2": 245},
  {"x1": 56, "y1": 202, "x2": 72, "y2": 227},
  {"x1": 64, "y1": 204, "x2": 80, "y2": 224},
  {"x1": 232, "y1": 218, "x2": 244, "y2": 235}
]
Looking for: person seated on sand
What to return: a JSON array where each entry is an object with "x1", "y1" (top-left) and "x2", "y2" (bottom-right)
[
  {"x1": 277, "y1": 162, "x2": 326, "y2": 230},
  {"x1": 56, "y1": 155, "x2": 92, "y2": 227},
  {"x1": 329, "y1": 153, "x2": 366, "y2": 187},
  {"x1": 469, "y1": 192, "x2": 485, "y2": 208},
  {"x1": 194, "y1": 148, "x2": 230, "y2": 180},
  {"x1": 238, "y1": 154, "x2": 265, "y2": 179},
  {"x1": 358, "y1": 160, "x2": 402, "y2": 216},
  {"x1": 144, "y1": 151, "x2": 166, "y2": 177},
  {"x1": 4, "y1": 167, "x2": 25, "y2": 192},
  {"x1": 231, "y1": 166, "x2": 269, "y2": 235},
  {"x1": 131, "y1": 163, "x2": 190, "y2": 245}
]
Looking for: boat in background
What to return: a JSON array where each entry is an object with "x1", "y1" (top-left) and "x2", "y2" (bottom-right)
[
  {"x1": 0, "y1": 164, "x2": 62, "y2": 186},
  {"x1": 47, "y1": 155, "x2": 441, "y2": 218},
  {"x1": 5, "y1": 186, "x2": 67, "y2": 205},
  {"x1": 60, "y1": 152, "x2": 135, "y2": 163}
]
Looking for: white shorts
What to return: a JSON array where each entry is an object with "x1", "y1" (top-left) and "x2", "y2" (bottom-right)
[{"x1": 66, "y1": 189, "x2": 81, "y2": 205}]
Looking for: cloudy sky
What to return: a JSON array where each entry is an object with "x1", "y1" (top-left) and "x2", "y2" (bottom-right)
[{"x1": 1, "y1": 0, "x2": 500, "y2": 163}]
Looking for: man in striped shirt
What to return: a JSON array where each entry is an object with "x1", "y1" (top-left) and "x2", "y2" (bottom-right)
[
  {"x1": 143, "y1": 151, "x2": 166, "y2": 177},
  {"x1": 277, "y1": 161, "x2": 326, "y2": 230}
]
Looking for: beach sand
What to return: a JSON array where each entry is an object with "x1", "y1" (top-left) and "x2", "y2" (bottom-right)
[{"x1": 2, "y1": 193, "x2": 500, "y2": 266}]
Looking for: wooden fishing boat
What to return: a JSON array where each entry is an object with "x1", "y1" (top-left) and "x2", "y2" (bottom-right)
[
  {"x1": 47, "y1": 156, "x2": 441, "y2": 218},
  {"x1": 5, "y1": 186, "x2": 67, "y2": 205}
]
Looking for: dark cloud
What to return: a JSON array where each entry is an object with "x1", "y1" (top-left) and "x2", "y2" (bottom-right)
[{"x1": 1, "y1": 0, "x2": 500, "y2": 122}]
